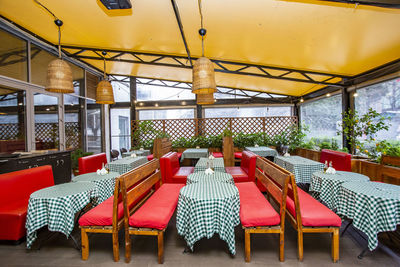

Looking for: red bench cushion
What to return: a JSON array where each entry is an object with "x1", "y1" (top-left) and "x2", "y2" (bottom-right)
[
  {"x1": 212, "y1": 152, "x2": 223, "y2": 158},
  {"x1": 234, "y1": 152, "x2": 242, "y2": 159},
  {"x1": 320, "y1": 149, "x2": 352, "y2": 172},
  {"x1": 78, "y1": 153, "x2": 107, "y2": 175},
  {"x1": 129, "y1": 184, "x2": 184, "y2": 230},
  {"x1": 160, "y1": 152, "x2": 193, "y2": 184},
  {"x1": 226, "y1": 167, "x2": 249, "y2": 183},
  {"x1": 237, "y1": 182, "x2": 280, "y2": 227},
  {"x1": 0, "y1": 200, "x2": 28, "y2": 240},
  {"x1": 286, "y1": 188, "x2": 342, "y2": 227},
  {"x1": 147, "y1": 154, "x2": 154, "y2": 161}
]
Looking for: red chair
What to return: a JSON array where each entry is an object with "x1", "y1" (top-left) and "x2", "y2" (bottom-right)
[
  {"x1": 234, "y1": 152, "x2": 242, "y2": 159},
  {"x1": 160, "y1": 152, "x2": 194, "y2": 184},
  {"x1": 225, "y1": 150, "x2": 257, "y2": 183},
  {"x1": 78, "y1": 153, "x2": 108, "y2": 175},
  {"x1": 320, "y1": 149, "x2": 351, "y2": 171},
  {"x1": 212, "y1": 152, "x2": 223, "y2": 158},
  {"x1": 147, "y1": 154, "x2": 154, "y2": 161}
]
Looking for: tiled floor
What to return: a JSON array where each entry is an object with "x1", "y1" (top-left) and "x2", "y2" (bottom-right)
[{"x1": 0, "y1": 215, "x2": 399, "y2": 267}]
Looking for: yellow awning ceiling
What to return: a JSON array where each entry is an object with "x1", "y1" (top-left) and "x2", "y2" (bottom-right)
[{"x1": 0, "y1": 0, "x2": 399, "y2": 96}]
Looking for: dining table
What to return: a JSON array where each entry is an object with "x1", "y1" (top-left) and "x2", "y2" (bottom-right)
[
  {"x1": 180, "y1": 148, "x2": 208, "y2": 162},
  {"x1": 26, "y1": 182, "x2": 97, "y2": 249},
  {"x1": 186, "y1": 171, "x2": 234, "y2": 185},
  {"x1": 122, "y1": 149, "x2": 150, "y2": 158},
  {"x1": 194, "y1": 157, "x2": 225, "y2": 173},
  {"x1": 106, "y1": 156, "x2": 148, "y2": 175},
  {"x1": 309, "y1": 171, "x2": 370, "y2": 210},
  {"x1": 245, "y1": 146, "x2": 278, "y2": 157},
  {"x1": 274, "y1": 155, "x2": 324, "y2": 183},
  {"x1": 176, "y1": 177, "x2": 240, "y2": 255},
  {"x1": 336, "y1": 181, "x2": 400, "y2": 251},
  {"x1": 71, "y1": 171, "x2": 120, "y2": 205}
]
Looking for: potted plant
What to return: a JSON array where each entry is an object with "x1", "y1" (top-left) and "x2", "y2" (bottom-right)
[{"x1": 71, "y1": 149, "x2": 93, "y2": 176}]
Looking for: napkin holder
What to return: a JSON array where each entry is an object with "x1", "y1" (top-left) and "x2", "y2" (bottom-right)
[
  {"x1": 139, "y1": 147, "x2": 144, "y2": 151},
  {"x1": 205, "y1": 168, "x2": 214, "y2": 175},
  {"x1": 130, "y1": 153, "x2": 137, "y2": 158},
  {"x1": 283, "y1": 152, "x2": 290, "y2": 157},
  {"x1": 196, "y1": 146, "x2": 200, "y2": 149},
  {"x1": 326, "y1": 167, "x2": 336, "y2": 174},
  {"x1": 254, "y1": 144, "x2": 259, "y2": 148},
  {"x1": 208, "y1": 154, "x2": 215, "y2": 160}
]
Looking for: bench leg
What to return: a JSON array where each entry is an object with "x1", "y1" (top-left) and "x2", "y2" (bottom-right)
[
  {"x1": 125, "y1": 230, "x2": 131, "y2": 263},
  {"x1": 279, "y1": 230, "x2": 284, "y2": 262},
  {"x1": 297, "y1": 231, "x2": 304, "y2": 261},
  {"x1": 81, "y1": 228, "x2": 89, "y2": 260},
  {"x1": 244, "y1": 229, "x2": 251, "y2": 262},
  {"x1": 158, "y1": 231, "x2": 164, "y2": 264},
  {"x1": 112, "y1": 230, "x2": 120, "y2": 262},
  {"x1": 332, "y1": 228, "x2": 339, "y2": 263}
]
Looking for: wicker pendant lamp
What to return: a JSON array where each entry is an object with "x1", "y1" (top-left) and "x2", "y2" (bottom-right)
[
  {"x1": 96, "y1": 52, "x2": 115, "y2": 104},
  {"x1": 192, "y1": 0, "x2": 216, "y2": 95},
  {"x1": 196, "y1": 92, "x2": 215, "y2": 105}
]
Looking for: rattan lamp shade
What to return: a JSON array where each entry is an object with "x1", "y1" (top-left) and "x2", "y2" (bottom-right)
[
  {"x1": 96, "y1": 80, "x2": 115, "y2": 104},
  {"x1": 192, "y1": 57, "x2": 217, "y2": 94},
  {"x1": 196, "y1": 93, "x2": 215, "y2": 105},
  {"x1": 45, "y1": 58, "x2": 74, "y2": 93}
]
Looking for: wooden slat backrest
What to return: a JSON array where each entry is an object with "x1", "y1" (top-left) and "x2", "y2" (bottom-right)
[
  {"x1": 381, "y1": 155, "x2": 400, "y2": 168},
  {"x1": 111, "y1": 173, "x2": 122, "y2": 231},
  {"x1": 154, "y1": 138, "x2": 172, "y2": 159},
  {"x1": 381, "y1": 165, "x2": 400, "y2": 185}
]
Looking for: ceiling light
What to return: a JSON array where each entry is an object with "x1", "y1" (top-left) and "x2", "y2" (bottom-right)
[
  {"x1": 300, "y1": 98, "x2": 304, "y2": 103},
  {"x1": 326, "y1": 93, "x2": 331, "y2": 97},
  {"x1": 155, "y1": 103, "x2": 159, "y2": 107},
  {"x1": 182, "y1": 101, "x2": 186, "y2": 105},
  {"x1": 353, "y1": 92, "x2": 358, "y2": 97},
  {"x1": 96, "y1": 51, "x2": 115, "y2": 104}
]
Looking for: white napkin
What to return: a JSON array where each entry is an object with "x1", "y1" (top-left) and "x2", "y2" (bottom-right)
[
  {"x1": 326, "y1": 167, "x2": 336, "y2": 174},
  {"x1": 130, "y1": 153, "x2": 137, "y2": 158},
  {"x1": 196, "y1": 146, "x2": 200, "y2": 149},
  {"x1": 284, "y1": 152, "x2": 290, "y2": 157},
  {"x1": 205, "y1": 168, "x2": 214, "y2": 175},
  {"x1": 208, "y1": 154, "x2": 215, "y2": 160},
  {"x1": 97, "y1": 167, "x2": 108, "y2": 175},
  {"x1": 254, "y1": 144, "x2": 259, "y2": 148},
  {"x1": 139, "y1": 147, "x2": 144, "y2": 151}
]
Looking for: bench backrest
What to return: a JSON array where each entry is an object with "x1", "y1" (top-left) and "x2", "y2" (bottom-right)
[
  {"x1": 160, "y1": 152, "x2": 179, "y2": 183},
  {"x1": 320, "y1": 149, "x2": 351, "y2": 172},
  {"x1": 255, "y1": 157, "x2": 293, "y2": 227},
  {"x1": 120, "y1": 159, "x2": 161, "y2": 228},
  {"x1": 241, "y1": 150, "x2": 257, "y2": 178},
  {"x1": 0, "y1": 165, "x2": 54, "y2": 206},
  {"x1": 381, "y1": 155, "x2": 400, "y2": 168},
  {"x1": 78, "y1": 153, "x2": 108, "y2": 174},
  {"x1": 380, "y1": 165, "x2": 400, "y2": 185},
  {"x1": 153, "y1": 138, "x2": 172, "y2": 159}
]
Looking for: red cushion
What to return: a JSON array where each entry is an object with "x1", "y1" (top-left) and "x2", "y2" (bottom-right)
[
  {"x1": 78, "y1": 153, "x2": 107, "y2": 175},
  {"x1": 320, "y1": 149, "x2": 352, "y2": 172},
  {"x1": 147, "y1": 154, "x2": 154, "y2": 161},
  {"x1": 172, "y1": 167, "x2": 194, "y2": 183},
  {"x1": 177, "y1": 152, "x2": 182, "y2": 159},
  {"x1": 240, "y1": 151, "x2": 257, "y2": 181},
  {"x1": 0, "y1": 200, "x2": 28, "y2": 240},
  {"x1": 237, "y1": 182, "x2": 280, "y2": 227},
  {"x1": 286, "y1": 188, "x2": 341, "y2": 227},
  {"x1": 226, "y1": 167, "x2": 250, "y2": 183},
  {"x1": 129, "y1": 184, "x2": 184, "y2": 230},
  {"x1": 160, "y1": 152, "x2": 189, "y2": 183},
  {"x1": 234, "y1": 152, "x2": 242, "y2": 159},
  {"x1": 212, "y1": 152, "x2": 224, "y2": 158}
]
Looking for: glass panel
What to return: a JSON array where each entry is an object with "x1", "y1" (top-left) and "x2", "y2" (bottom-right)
[
  {"x1": 34, "y1": 93, "x2": 59, "y2": 150},
  {"x1": 137, "y1": 83, "x2": 195, "y2": 101},
  {"x1": 0, "y1": 29, "x2": 28, "y2": 81},
  {"x1": 64, "y1": 94, "x2": 82, "y2": 150},
  {"x1": 204, "y1": 106, "x2": 292, "y2": 118},
  {"x1": 111, "y1": 80, "x2": 130, "y2": 102},
  {"x1": 87, "y1": 100, "x2": 102, "y2": 153},
  {"x1": 300, "y1": 94, "x2": 342, "y2": 145},
  {"x1": 0, "y1": 87, "x2": 26, "y2": 152},
  {"x1": 110, "y1": 108, "x2": 131, "y2": 152},
  {"x1": 355, "y1": 78, "x2": 400, "y2": 141},
  {"x1": 139, "y1": 109, "x2": 194, "y2": 120}
]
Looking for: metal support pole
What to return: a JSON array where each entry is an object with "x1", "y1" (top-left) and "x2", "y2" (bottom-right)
[{"x1": 342, "y1": 87, "x2": 352, "y2": 152}]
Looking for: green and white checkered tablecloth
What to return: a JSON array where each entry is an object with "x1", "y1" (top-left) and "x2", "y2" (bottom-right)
[
  {"x1": 245, "y1": 146, "x2": 278, "y2": 157},
  {"x1": 106, "y1": 156, "x2": 148, "y2": 175},
  {"x1": 194, "y1": 158, "x2": 225, "y2": 173},
  {"x1": 310, "y1": 171, "x2": 370, "y2": 210},
  {"x1": 72, "y1": 171, "x2": 119, "y2": 205},
  {"x1": 336, "y1": 181, "x2": 400, "y2": 251},
  {"x1": 275, "y1": 156, "x2": 324, "y2": 183},
  {"x1": 180, "y1": 148, "x2": 208, "y2": 161},
  {"x1": 122, "y1": 149, "x2": 150, "y2": 158},
  {"x1": 26, "y1": 182, "x2": 97, "y2": 249},
  {"x1": 176, "y1": 181, "x2": 240, "y2": 254},
  {"x1": 186, "y1": 172, "x2": 234, "y2": 185}
]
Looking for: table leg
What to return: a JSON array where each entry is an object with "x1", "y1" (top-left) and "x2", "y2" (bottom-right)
[
  {"x1": 357, "y1": 247, "x2": 369, "y2": 259},
  {"x1": 183, "y1": 246, "x2": 192, "y2": 254},
  {"x1": 341, "y1": 220, "x2": 353, "y2": 237},
  {"x1": 69, "y1": 234, "x2": 81, "y2": 251}
]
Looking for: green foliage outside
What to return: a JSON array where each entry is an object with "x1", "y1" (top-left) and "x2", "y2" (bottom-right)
[{"x1": 71, "y1": 149, "x2": 93, "y2": 170}]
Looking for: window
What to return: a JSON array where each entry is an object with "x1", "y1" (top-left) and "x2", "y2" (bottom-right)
[
  {"x1": 204, "y1": 106, "x2": 292, "y2": 118},
  {"x1": 64, "y1": 95, "x2": 82, "y2": 150},
  {"x1": 0, "y1": 29, "x2": 28, "y2": 81},
  {"x1": 110, "y1": 108, "x2": 131, "y2": 152},
  {"x1": 139, "y1": 109, "x2": 195, "y2": 120},
  {"x1": 355, "y1": 78, "x2": 400, "y2": 141},
  {"x1": 137, "y1": 83, "x2": 194, "y2": 101},
  {"x1": 87, "y1": 100, "x2": 102, "y2": 153},
  {"x1": 34, "y1": 93, "x2": 59, "y2": 150},
  {"x1": 111, "y1": 76, "x2": 130, "y2": 102},
  {"x1": 300, "y1": 94, "x2": 342, "y2": 144}
]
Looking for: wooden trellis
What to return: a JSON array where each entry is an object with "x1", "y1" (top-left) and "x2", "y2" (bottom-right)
[{"x1": 132, "y1": 116, "x2": 298, "y2": 142}]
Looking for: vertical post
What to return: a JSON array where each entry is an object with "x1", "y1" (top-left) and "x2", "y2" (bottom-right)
[
  {"x1": 58, "y1": 94, "x2": 65, "y2": 151},
  {"x1": 103, "y1": 104, "x2": 111, "y2": 162},
  {"x1": 79, "y1": 77, "x2": 87, "y2": 151},
  {"x1": 196, "y1": 97, "x2": 202, "y2": 136},
  {"x1": 130, "y1": 77, "x2": 137, "y2": 147},
  {"x1": 294, "y1": 103, "x2": 300, "y2": 126},
  {"x1": 342, "y1": 87, "x2": 351, "y2": 152}
]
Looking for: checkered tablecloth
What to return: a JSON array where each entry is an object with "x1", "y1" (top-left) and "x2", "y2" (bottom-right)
[
  {"x1": 194, "y1": 158, "x2": 225, "y2": 173},
  {"x1": 245, "y1": 146, "x2": 278, "y2": 157},
  {"x1": 310, "y1": 171, "x2": 370, "y2": 210},
  {"x1": 180, "y1": 148, "x2": 208, "y2": 161},
  {"x1": 336, "y1": 181, "x2": 400, "y2": 251},
  {"x1": 26, "y1": 182, "x2": 97, "y2": 249},
  {"x1": 106, "y1": 156, "x2": 148, "y2": 175},
  {"x1": 186, "y1": 172, "x2": 234, "y2": 185},
  {"x1": 122, "y1": 149, "x2": 150, "y2": 158},
  {"x1": 274, "y1": 156, "x2": 324, "y2": 183},
  {"x1": 72, "y1": 171, "x2": 119, "y2": 205},
  {"x1": 176, "y1": 181, "x2": 240, "y2": 254}
]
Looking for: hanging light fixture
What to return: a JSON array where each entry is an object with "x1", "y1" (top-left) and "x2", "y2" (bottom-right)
[
  {"x1": 196, "y1": 93, "x2": 215, "y2": 105},
  {"x1": 34, "y1": 0, "x2": 74, "y2": 93},
  {"x1": 192, "y1": 0, "x2": 216, "y2": 95},
  {"x1": 96, "y1": 51, "x2": 115, "y2": 104}
]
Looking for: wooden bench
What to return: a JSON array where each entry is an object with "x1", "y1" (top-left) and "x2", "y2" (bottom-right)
[
  {"x1": 121, "y1": 159, "x2": 184, "y2": 263},
  {"x1": 379, "y1": 155, "x2": 400, "y2": 185},
  {"x1": 236, "y1": 156, "x2": 291, "y2": 262}
]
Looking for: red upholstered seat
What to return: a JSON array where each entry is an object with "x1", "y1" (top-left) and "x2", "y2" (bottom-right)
[
  {"x1": 79, "y1": 196, "x2": 121, "y2": 226},
  {"x1": 129, "y1": 184, "x2": 184, "y2": 230},
  {"x1": 320, "y1": 149, "x2": 352, "y2": 172},
  {"x1": 0, "y1": 166, "x2": 54, "y2": 240},
  {"x1": 286, "y1": 188, "x2": 341, "y2": 227},
  {"x1": 225, "y1": 150, "x2": 257, "y2": 183},
  {"x1": 212, "y1": 152, "x2": 224, "y2": 158},
  {"x1": 79, "y1": 153, "x2": 107, "y2": 175},
  {"x1": 237, "y1": 182, "x2": 280, "y2": 227},
  {"x1": 160, "y1": 152, "x2": 194, "y2": 183},
  {"x1": 147, "y1": 154, "x2": 154, "y2": 161},
  {"x1": 234, "y1": 152, "x2": 242, "y2": 159}
]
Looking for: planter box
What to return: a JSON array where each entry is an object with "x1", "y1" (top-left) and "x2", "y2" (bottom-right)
[{"x1": 295, "y1": 148, "x2": 321, "y2": 162}]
